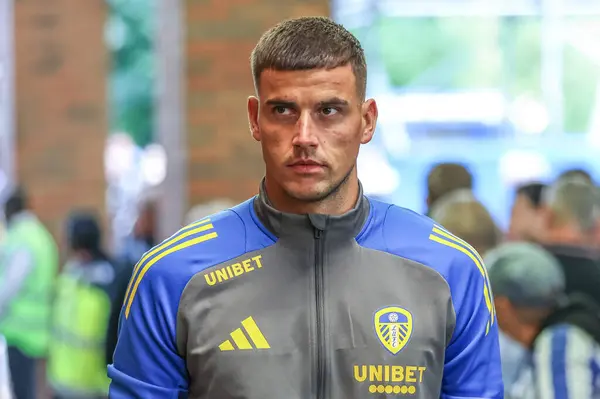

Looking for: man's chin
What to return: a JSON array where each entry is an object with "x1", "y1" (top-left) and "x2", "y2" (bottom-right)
[
  {"x1": 284, "y1": 183, "x2": 331, "y2": 203},
  {"x1": 286, "y1": 190, "x2": 329, "y2": 203}
]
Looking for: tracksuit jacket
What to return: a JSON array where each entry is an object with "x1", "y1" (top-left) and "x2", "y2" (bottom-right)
[{"x1": 108, "y1": 183, "x2": 504, "y2": 399}]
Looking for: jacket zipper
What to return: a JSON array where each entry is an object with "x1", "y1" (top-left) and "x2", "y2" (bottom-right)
[{"x1": 314, "y1": 227, "x2": 326, "y2": 399}]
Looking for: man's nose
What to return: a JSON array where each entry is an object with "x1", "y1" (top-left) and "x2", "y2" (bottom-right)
[{"x1": 291, "y1": 111, "x2": 318, "y2": 147}]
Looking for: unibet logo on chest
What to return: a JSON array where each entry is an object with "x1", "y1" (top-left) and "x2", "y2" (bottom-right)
[
  {"x1": 204, "y1": 255, "x2": 263, "y2": 286},
  {"x1": 354, "y1": 364, "x2": 427, "y2": 395}
]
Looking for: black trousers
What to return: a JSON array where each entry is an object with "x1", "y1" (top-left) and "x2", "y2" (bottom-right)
[{"x1": 7, "y1": 346, "x2": 37, "y2": 399}]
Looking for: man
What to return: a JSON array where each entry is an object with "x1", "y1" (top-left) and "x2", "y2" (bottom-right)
[
  {"x1": 486, "y1": 242, "x2": 600, "y2": 398},
  {"x1": 538, "y1": 177, "x2": 600, "y2": 304},
  {"x1": 425, "y1": 162, "x2": 473, "y2": 216},
  {"x1": 109, "y1": 17, "x2": 503, "y2": 398},
  {"x1": 507, "y1": 182, "x2": 546, "y2": 242},
  {"x1": 0, "y1": 187, "x2": 58, "y2": 399},
  {"x1": 429, "y1": 189, "x2": 501, "y2": 256},
  {"x1": 48, "y1": 211, "x2": 116, "y2": 399}
]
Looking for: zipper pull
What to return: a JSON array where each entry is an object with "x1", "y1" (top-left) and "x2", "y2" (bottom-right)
[{"x1": 314, "y1": 228, "x2": 323, "y2": 239}]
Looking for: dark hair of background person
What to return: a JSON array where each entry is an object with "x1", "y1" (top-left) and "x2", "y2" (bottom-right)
[
  {"x1": 250, "y1": 16, "x2": 367, "y2": 100},
  {"x1": 3, "y1": 186, "x2": 28, "y2": 222},
  {"x1": 558, "y1": 168, "x2": 594, "y2": 185},
  {"x1": 515, "y1": 182, "x2": 547, "y2": 208},
  {"x1": 65, "y1": 210, "x2": 108, "y2": 261},
  {"x1": 426, "y1": 162, "x2": 473, "y2": 213}
]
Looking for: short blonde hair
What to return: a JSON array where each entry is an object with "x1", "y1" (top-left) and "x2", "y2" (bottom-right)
[{"x1": 430, "y1": 189, "x2": 501, "y2": 256}]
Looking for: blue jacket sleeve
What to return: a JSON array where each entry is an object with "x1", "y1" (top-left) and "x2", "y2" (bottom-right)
[
  {"x1": 108, "y1": 257, "x2": 189, "y2": 399},
  {"x1": 442, "y1": 252, "x2": 504, "y2": 399}
]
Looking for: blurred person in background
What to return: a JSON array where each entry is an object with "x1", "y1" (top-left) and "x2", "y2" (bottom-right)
[
  {"x1": 48, "y1": 211, "x2": 116, "y2": 399},
  {"x1": 184, "y1": 199, "x2": 236, "y2": 225},
  {"x1": 558, "y1": 167, "x2": 594, "y2": 185},
  {"x1": 105, "y1": 195, "x2": 157, "y2": 366},
  {"x1": 0, "y1": 187, "x2": 58, "y2": 399},
  {"x1": 507, "y1": 182, "x2": 546, "y2": 242},
  {"x1": 429, "y1": 188, "x2": 501, "y2": 256},
  {"x1": 487, "y1": 242, "x2": 600, "y2": 398},
  {"x1": 425, "y1": 162, "x2": 473, "y2": 216},
  {"x1": 118, "y1": 195, "x2": 156, "y2": 268},
  {"x1": 109, "y1": 16, "x2": 503, "y2": 398},
  {"x1": 430, "y1": 189, "x2": 520, "y2": 391},
  {"x1": 537, "y1": 176, "x2": 600, "y2": 305}
]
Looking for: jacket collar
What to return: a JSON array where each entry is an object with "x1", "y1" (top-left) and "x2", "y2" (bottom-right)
[{"x1": 253, "y1": 179, "x2": 370, "y2": 241}]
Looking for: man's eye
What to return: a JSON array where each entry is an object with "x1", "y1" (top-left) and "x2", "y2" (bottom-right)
[
  {"x1": 273, "y1": 106, "x2": 290, "y2": 115},
  {"x1": 321, "y1": 107, "x2": 338, "y2": 116}
]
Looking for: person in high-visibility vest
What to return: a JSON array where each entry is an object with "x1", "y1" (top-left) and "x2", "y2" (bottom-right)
[
  {"x1": 0, "y1": 187, "x2": 58, "y2": 399},
  {"x1": 48, "y1": 211, "x2": 117, "y2": 399}
]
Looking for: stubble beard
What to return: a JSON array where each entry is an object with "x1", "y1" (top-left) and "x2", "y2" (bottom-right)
[{"x1": 284, "y1": 164, "x2": 355, "y2": 204}]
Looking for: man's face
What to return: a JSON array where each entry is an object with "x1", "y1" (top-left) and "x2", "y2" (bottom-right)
[
  {"x1": 494, "y1": 296, "x2": 525, "y2": 344},
  {"x1": 508, "y1": 194, "x2": 541, "y2": 242},
  {"x1": 247, "y1": 65, "x2": 377, "y2": 202}
]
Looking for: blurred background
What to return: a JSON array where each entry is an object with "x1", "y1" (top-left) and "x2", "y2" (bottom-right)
[
  {"x1": 3, "y1": 0, "x2": 600, "y2": 243},
  {"x1": 1, "y1": 0, "x2": 600, "y2": 398}
]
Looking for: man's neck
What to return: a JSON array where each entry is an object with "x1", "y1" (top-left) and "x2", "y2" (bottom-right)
[{"x1": 264, "y1": 177, "x2": 360, "y2": 216}]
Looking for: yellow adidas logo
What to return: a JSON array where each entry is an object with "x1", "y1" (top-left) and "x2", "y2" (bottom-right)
[{"x1": 219, "y1": 316, "x2": 270, "y2": 351}]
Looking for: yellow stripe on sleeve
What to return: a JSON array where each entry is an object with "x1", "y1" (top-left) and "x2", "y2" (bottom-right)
[
  {"x1": 431, "y1": 226, "x2": 495, "y2": 321},
  {"x1": 122, "y1": 218, "x2": 213, "y2": 307},
  {"x1": 429, "y1": 231, "x2": 495, "y2": 335},
  {"x1": 125, "y1": 231, "x2": 218, "y2": 318}
]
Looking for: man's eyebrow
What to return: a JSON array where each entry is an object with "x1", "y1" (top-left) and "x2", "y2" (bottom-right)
[
  {"x1": 265, "y1": 99, "x2": 297, "y2": 107},
  {"x1": 318, "y1": 98, "x2": 349, "y2": 107}
]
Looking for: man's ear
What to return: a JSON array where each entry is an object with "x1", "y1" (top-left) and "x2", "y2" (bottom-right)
[
  {"x1": 248, "y1": 96, "x2": 260, "y2": 141},
  {"x1": 360, "y1": 98, "x2": 378, "y2": 144}
]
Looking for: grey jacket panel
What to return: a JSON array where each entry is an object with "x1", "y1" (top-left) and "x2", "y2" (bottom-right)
[{"x1": 177, "y1": 187, "x2": 455, "y2": 399}]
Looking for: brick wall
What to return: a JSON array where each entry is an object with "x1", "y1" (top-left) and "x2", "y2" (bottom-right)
[
  {"x1": 14, "y1": 0, "x2": 107, "y2": 245},
  {"x1": 184, "y1": 0, "x2": 330, "y2": 207}
]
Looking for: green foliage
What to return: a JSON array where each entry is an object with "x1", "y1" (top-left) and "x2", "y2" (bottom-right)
[
  {"x1": 107, "y1": 0, "x2": 155, "y2": 146},
  {"x1": 374, "y1": 16, "x2": 599, "y2": 133}
]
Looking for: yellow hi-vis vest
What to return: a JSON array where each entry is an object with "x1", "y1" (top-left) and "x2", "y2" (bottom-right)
[
  {"x1": 48, "y1": 261, "x2": 114, "y2": 396},
  {"x1": 0, "y1": 213, "x2": 58, "y2": 358}
]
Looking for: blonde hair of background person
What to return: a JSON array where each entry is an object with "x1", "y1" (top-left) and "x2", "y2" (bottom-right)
[
  {"x1": 540, "y1": 176, "x2": 598, "y2": 246},
  {"x1": 184, "y1": 199, "x2": 236, "y2": 225},
  {"x1": 430, "y1": 189, "x2": 502, "y2": 256}
]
